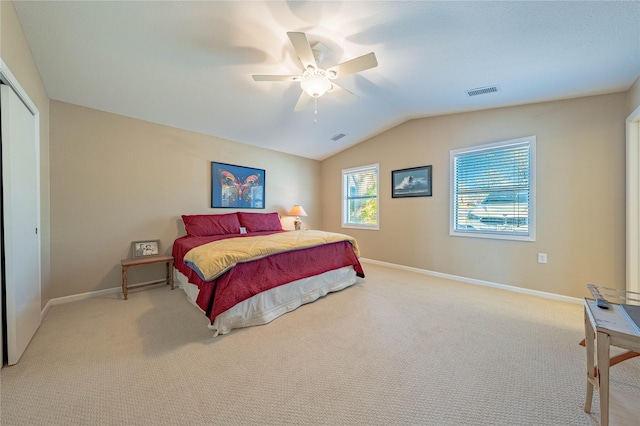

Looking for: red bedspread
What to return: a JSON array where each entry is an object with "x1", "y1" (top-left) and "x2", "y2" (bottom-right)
[{"x1": 172, "y1": 231, "x2": 364, "y2": 323}]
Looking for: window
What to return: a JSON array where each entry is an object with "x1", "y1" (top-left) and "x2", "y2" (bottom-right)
[
  {"x1": 342, "y1": 164, "x2": 379, "y2": 229},
  {"x1": 450, "y1": 136, "x2": 536, "y2": 241}
]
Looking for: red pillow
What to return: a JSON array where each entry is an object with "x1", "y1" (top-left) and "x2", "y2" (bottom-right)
[
  {"x1": 182, "y1": 213, "x2": 241, "y2": 236},
  {"x1": 237, "y1": 212, "x2": 283, "y2": 232}
]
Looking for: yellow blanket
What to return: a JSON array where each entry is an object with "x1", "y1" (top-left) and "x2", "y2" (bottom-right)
[{"x1": 184, "y1": 230, "x2": 360, "y2": 281}]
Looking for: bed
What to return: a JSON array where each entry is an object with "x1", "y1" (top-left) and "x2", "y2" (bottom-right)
[{"x1": 172, "y1": 211, "x2": 364, "y2": 335}]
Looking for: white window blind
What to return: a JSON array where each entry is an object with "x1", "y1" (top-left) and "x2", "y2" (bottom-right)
[
  {"x1": 450, "y1": 137, "x2": 535, "y2": 241},
  {"x1": 342, "y1": 164, "x2": 379, "y2": 229}
]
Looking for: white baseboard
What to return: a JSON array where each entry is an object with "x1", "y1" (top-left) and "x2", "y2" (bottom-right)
[
  {"x1": 359, "y1": 258, "x2": 582, "y2": 305},
  {"x1": 41, "y1": 260, "x2": 581, "y2": 320},
  {"x1": 41, "y1": 280, "x2": 165, "y2": 320}
]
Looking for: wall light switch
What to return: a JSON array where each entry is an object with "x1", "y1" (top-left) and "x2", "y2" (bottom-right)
[{"x1": 538, "y1": 253, "x2": 548, "y2": 264}]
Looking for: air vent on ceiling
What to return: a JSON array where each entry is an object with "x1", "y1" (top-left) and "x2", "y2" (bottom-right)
[
  {"x1": 466, "y1": 85, "x2": 499, "y2": 97},
  {"x1": 331, "y1": 133, "x2": 347, "y2": 141}
]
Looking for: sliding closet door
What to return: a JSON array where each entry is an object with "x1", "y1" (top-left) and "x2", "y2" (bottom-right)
[{"x1": 1, "y1": 84, "x2": 41, "y2": 365}]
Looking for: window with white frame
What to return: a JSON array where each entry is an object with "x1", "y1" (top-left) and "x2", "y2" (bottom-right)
[
  {"x1": 342, "y1": 164, "x2": 379, "y2": 229},
  {"x1": 450, "y1": 136, "x2": 536, "y2": 241}
]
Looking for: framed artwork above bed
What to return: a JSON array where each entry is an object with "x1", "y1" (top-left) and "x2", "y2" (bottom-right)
[{"x1": 211, "y1": 162, "x2": 265, "y2": 209}]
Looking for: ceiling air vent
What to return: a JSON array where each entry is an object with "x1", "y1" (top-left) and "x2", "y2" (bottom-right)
[
  {"x1": 466, "y1": 85, "x2": 499, "y2": 97},
  {"x1": 331, "y1": 133, "x2": 347, "y2": 141}
]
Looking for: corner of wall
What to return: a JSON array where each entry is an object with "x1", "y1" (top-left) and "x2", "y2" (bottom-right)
[{"x1": 628, "y1": 74, "x2": 640, "y2": 115}]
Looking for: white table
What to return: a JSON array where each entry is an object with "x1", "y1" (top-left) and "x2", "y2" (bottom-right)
[{"x1": 583, "y1": 298, "x2": 640, "y2": 426}]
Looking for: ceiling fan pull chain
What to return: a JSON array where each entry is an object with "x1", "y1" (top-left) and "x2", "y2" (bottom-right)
[{"x1": 314, "y1": 97, "x2": 318, "y2": 124}]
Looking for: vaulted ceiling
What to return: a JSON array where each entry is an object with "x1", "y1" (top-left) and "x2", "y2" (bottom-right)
[{"x1": 13, "y1": 1, "x2": 640, "y2": 160}]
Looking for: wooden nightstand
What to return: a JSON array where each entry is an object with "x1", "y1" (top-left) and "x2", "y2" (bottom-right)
[{"x1": 121, "y1": 255, "x2": 174, "y2": 300}]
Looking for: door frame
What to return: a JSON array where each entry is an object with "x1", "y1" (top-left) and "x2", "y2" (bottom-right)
[
  {"x1": 627, "y1": 104, "x2": 640, "y2": 294},
  {"x1": 0, "y1": 60, "x2": 38, "y2": 115}
]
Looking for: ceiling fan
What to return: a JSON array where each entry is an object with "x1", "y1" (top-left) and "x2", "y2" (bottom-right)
[{"x1": 252, "y1": 32, "x2": 378, "y2": 112}]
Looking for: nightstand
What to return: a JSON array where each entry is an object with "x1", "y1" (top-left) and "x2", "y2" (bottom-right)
[{"x1": 121, "y1": 255, "x2": 174, "y2": 300}]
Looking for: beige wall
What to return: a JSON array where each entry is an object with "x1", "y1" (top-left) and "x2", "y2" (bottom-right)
[
  {"x1": 50, "y1": 101, "x2": 320, "y2": 299},
  {"x1": 1, "y1": 1, "x2": 52, "y2": 307},
  {"x1": 321, "y1": 93, "x2": 627, "y2": 299},
  {"x1": 3, "y1": 0, "x2": 637, "y2": 304}
]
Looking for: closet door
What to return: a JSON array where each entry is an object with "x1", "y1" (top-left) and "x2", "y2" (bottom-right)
[{"x1": 1, "y1": 84, "x2": 41, "y2": 365}]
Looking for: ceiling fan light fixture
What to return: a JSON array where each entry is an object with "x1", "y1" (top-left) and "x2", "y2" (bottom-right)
[
  {"x1": 301, "y1": 76, "x2": 331, "y2": 97},
  {"x1": 301, "y1": 69, "x2": 332, "y2": 97}
]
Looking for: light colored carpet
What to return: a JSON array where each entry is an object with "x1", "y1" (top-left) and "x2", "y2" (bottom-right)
[{"x1": 1, "y1": 262, "x2": 639, "y2": 425}]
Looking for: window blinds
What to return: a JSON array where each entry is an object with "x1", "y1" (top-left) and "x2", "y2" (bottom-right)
[
  {"x1": 455, "y1": 143, "x2": 530, "y2": 195},
  {"x1": 342, "y1": 164, "x2": 379, "y2": 228},
  {"x1": 451, "y1": 138, "x2": 535, "y2": 240}
]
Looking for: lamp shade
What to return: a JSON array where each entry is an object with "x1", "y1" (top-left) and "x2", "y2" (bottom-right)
[{"x1": 288, "y1": 205, "x2": 308, "y2": 217}]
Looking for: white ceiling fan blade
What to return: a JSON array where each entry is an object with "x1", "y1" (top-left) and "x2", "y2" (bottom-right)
[
  {"x1": 287, "y1": 32, "x2": 316, "y2": 70},
  {"x1": 328, "y1": 52, "x2": 378, "y2": 78},
  {"x1": 293, "y1": 90, "x2": 311, "y2": 112},
  {"x1": 328, "y1": 83, "x2": 358, "y2": 103},
  {"x1": 252, "y1": 75, "x2": 299, "y2": 82}
]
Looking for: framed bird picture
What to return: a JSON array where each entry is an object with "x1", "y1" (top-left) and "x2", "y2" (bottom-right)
[{"x1": 211, "y1": 162, "x2": 265, "y2": 209}]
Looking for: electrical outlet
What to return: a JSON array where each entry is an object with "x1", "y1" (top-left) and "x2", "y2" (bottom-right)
[{"x1": 538, "y1": 253, "x2": 547, "y2": 264}]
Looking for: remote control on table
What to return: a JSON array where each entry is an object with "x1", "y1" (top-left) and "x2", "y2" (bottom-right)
[{"x1": 596, "y1": 298, "x2": 610, "y2": 309}]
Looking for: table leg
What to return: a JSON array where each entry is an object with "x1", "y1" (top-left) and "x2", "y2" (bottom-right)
[
  {"x1": 122, "y1": 265, "x2": 128, "y2": 300},
  {"x1": 167, "y1": 260, "x2": 174, "y2": 290},
  {"x1": 584, "y1": 308, "x2": 595, "y2": 413},
  {"x1": 596, "y1": 330, "x2": 611, "y2": 426}
]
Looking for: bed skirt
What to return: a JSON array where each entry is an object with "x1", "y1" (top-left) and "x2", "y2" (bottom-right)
[{"x1": 174, "y1": 266, "x2": 357, "y2": 335}]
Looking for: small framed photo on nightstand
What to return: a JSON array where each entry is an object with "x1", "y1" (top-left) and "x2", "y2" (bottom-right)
[{"x1": 132, "y1": 240, "x2": 160, "y2": 258}]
